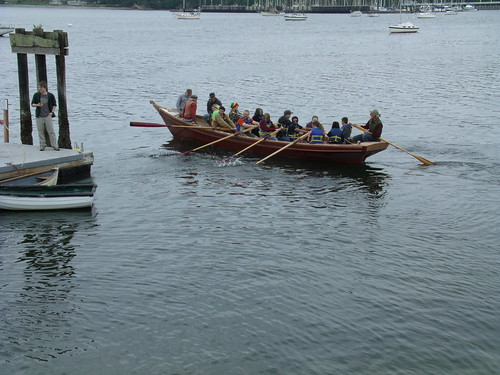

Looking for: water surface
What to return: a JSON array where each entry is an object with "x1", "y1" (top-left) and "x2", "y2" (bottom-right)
[{"x1": 0, "y1": 7, "x2": 499, "y2": 375}]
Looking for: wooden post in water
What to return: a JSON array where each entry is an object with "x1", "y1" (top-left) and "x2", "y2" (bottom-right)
[
  {"x1": 34, "y1": 26, "x2": 48, "y2": 83},
  {"x1": 56, "y1": 31, "x2": 70, "y2": 149},
  {"x1": 16, "y1": 49, "x2": 33, "y2": 145},
  {"x1": 9, "y1": 27, "x2": 71, "y2": 148},
  {"x1": 2, "y1": 99, "x2": 9, "y2": 143}
]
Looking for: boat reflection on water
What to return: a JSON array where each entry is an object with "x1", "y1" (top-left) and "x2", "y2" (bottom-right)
[
  {"x1": 162, "y1": 138, "x2": 389, "y2": 198},
  {"x1": 257, "y1": 157, "x2": 389, "y2": 198},
  {"x1": 3, "y1": 211, "x2": 97, "y2": 361}
]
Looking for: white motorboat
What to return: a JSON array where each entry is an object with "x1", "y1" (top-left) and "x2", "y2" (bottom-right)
[
  {"x1": 350, "y1": 11, "x2": 362, "y2": 17},
  {"x1": 177, "y1": 12, "x2": 200, "y2": 20},
  {"x1": 389, "y1": 21, "x2": 419, "y2": 33},
  {"x1": 368, "y1": 12, "x2": 380, "y2": 17},
  {"x1": 284, "y1": 13, "x2": 307, "y2": 21}
]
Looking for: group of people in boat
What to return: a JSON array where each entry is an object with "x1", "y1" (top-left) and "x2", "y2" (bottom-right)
[{"x1": 176, "y1": 89, "x2": 383, "y2": 144}]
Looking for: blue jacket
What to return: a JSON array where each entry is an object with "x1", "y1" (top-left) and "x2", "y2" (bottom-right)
[{"x1": 327, "y1": 128, "x2": 343, "y2": 144}]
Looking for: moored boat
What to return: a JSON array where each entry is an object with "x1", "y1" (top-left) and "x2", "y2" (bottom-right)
[
  {"x1": 464, "y1": 4, "x2": 478, "y2": 11},
  {"x1": 147, "y1": 101, "x2": 388, "y2": 164},
  {"x1": 284, "y1": 14, "x2": 308, "y2": 21},
  {"x1": 0, "y1": 184, "x2": 96, "y2": 211},
  {"x1": 351, "y1": 10, "x2": 362, "y2": 17},
  {"x1": 0, "y1": 168, "x2": 59, "y2": 186},
  {"x1": 417, "y1": 12, "x2": 436, "y2": 18},
  {"x1": 177, "y1": 12, "x2": 200, "y2": 20},
  {"x1": 389, "y1": 21, "x2": 419, "y2": 33},
  {"x1": 261, "y1": 10, "x2": 283, "y2": 16}
]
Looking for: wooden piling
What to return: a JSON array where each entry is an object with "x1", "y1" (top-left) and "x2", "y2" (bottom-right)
[
  {"x1": 56, "y1": 30, "x2": 70, "y2": 149},
  {"x1": 16, "y1": 50, "x2": 33, "y2": 145},
  {"x1": 2, "y1": 100, "x2": 9, "y2": 143}
]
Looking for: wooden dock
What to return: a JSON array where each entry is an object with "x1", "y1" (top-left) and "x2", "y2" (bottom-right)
[{"x1": 0, "y1": 143, "x2": 93, "y2": 182}]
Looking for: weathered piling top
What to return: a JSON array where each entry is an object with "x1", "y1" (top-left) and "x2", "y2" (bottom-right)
[{"x1": 10, "y1": 28, "x2": 69, "y2": 56}]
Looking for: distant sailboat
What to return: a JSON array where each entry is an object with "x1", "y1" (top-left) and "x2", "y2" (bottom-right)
[
  {"x1": 177, "y1": 0, "x2": 200, "y2": 19},
  {"x1": 417, "y1": 5, "x2": 437, "y2": 18},
  {"x1": 389, "y1": 3, "x2": 419, "y2": 33}
]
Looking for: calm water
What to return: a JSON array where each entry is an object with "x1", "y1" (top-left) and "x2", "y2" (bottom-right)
[{"x1": 1, "y1": 7, "x2": 499, "y2": 374}]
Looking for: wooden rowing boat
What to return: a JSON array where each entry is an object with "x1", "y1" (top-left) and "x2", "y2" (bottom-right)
[
  {"x1": 0, "y1": 184, "x2": 96, "y2": 211},
  {"x1": 0, "y1": 168, "x2": 59, "y2": 186},
  {"x1": 149, "y1": 101, "x2": 388, "y2": 163}
]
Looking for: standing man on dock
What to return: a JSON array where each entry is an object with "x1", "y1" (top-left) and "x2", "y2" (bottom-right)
[{"x1": 31, "y1": 81, "x2": 59, "y2": 151}]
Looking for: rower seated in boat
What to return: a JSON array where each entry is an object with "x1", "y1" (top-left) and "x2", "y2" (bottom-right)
[
  {"x1": 236, "y1": 110, "x2": 259, "y2": 136},
  {"x1": 352, "y1": 109, "x2": 383, "y2": 143},
  {"x1": 287, "y1": 116, "x2": 308, "y2": 142},
  {"x1": 308, "y1": 121, "x2": 326, "y2": 144},
  {"x1": 259, "y1": 113, "x2": 281, "y2": 140},
  {"x1": 212, "y1": 106, "x2": 236, "y2": 131},
  {"x1": 182, "y1": 95, "x2": 198, "y2": 124},
  {"x1": 327, "y1": 121, "x2": 343, "y2": 144}
]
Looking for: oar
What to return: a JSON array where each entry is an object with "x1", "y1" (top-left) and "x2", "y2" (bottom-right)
[
  {"x1": 130, "y1": 121, "x2": 215, "y2": 129},
  {"x1": 256, "y1": 132, "x2": 310, "y2": 165},
  {"x1": 218, "y1": 128, "x2": 281, "y2": 164},
  {"x1": 351, "y1": 123, "x2": 435, "y2": 166},
  {"x1": 182, "y1": 126, "x2": 256, "y2": 155},
  {"x1": 130, "y1": 122, "x2": 169, "y2": 127}
]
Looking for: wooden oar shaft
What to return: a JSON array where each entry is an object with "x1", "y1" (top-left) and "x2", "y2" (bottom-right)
[
  {"x1": 352, "y1": 123, "x2": 435, "y2": 165},
  {"x1": 130, "y1": 122, "x2": 213, "y2": 130},
  {"x1": 233, "y1": 129, "x2": 280, "y2": 157},
  {"x1": 184, "y1": 126, "x2": 256, "y2": 154},
  {"x1": 130, "y1": 122, "x2": 168, "y2": 127},
  {"x1": 256, "y1": 132, "x2": 309, "y2": 165}
]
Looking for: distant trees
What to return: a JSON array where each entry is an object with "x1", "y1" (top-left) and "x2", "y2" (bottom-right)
[{"x1": 86, "y1": 0, "x2": 199, "y2": 8}]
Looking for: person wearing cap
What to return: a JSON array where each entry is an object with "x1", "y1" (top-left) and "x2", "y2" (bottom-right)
[
  {"x1": 204, "y1": 92, "x2": 222, "y2": 123},
  {"x1": 212, "y1": 106, "x2": 236, "y2": 131},
  {"x1": 176, "y1": 88, "x2": 192, "y2": 116},
  {"x1": 229, "y1": 102, "x2": 241, "y2": 124},
  {"x1": 182, "y1": 95, "x2": 198, "y2": 123},
  {"x1": 276, "y1": 110, "x2": 293, "y2": 141},
  {"x1": 352, "y1": 109, "x2": 383, "y2": 143}
]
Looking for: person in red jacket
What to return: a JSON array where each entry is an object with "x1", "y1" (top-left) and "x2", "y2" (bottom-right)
[{"x1": 182, "y1": 95, "x2": 198, "y2": 123}]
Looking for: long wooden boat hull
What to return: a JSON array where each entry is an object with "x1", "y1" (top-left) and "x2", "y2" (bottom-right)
[
  {"x1": 151, "y1": 103, "x2": 388, "y2": 163},
  {"x1": 0, "y1": 184, "x2": 96, "y2": 211}
]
